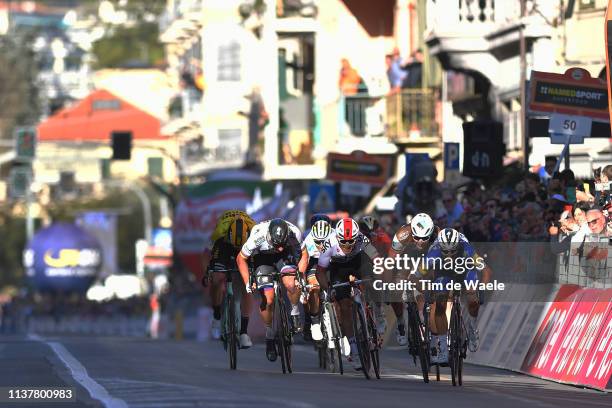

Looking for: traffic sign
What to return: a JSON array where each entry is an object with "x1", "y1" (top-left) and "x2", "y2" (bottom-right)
[
  {"x1": 14, "y1": 127, "x2": 37, "y2": 161},
  {"x1": 548, "y1": 113, "x2": 592, "y2": 137},
  {"x1": 309, "y1": 183, "x2": 335, "y2": 213},
  {"x1": 444, "y1": 143, "x2": 460, "y2": 170},
  {"x1": 9, "y1": 166, "x2": 32, "y2": 198}
]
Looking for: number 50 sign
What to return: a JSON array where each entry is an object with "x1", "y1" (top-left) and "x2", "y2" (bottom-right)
[{"x1": 548, "y1": 113, "x2": 592, "y2": 137}]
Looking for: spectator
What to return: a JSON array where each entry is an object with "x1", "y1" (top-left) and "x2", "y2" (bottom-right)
[
  {"x1": 571, "y1": 201, "x2": 592, "y2": 243},
  {"x1": 586, "y1": 209, "x2": 607, "y2": 236},
  {"x1": 538, "y1": 156, "x2": 557, "y2": 184},
  {"x1": 441, "y1": 188, "x2": 464, "y2": 226},
  {"x1": 239, "y1": 87, "x2": 268, "y2": 168},
  {"x1": 386, "y1": 48, "x2": 406, "y2": 94},
  {"x1": 339, "y1": 58, "x2": 362, "y2": 96},
  {"x1": 548, "y1": 210, "x2": 579, "y2": 254},
  {"x1": 401, "y1": 49, "x2": 423, "y2": 89}
]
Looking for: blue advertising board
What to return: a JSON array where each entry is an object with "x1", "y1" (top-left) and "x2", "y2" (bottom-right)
[{"x1": 23, "y1": 223, "x2": 102, "y2": 293}]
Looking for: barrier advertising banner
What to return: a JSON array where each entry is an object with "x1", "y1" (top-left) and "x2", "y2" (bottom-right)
[{"x1": 521, "y1": 285, "x2": 612, "y2": 391}]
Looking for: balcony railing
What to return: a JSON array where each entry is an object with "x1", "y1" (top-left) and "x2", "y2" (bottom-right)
[
  {"x1": 385, "y1": 89, "x2": 438, "y2": 141},
  {"x1": 426, "y1": 0, "x2": 521, "y2": 33}
]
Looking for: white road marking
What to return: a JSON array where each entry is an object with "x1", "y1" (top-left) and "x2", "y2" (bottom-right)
[{"x1": 27, "y1": 333, "x2": 129, "y2": 408}]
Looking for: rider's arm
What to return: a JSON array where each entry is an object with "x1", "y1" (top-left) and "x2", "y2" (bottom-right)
[
  {"x1": 297, "y1": 247, "x2": 309, "y2": 275},
  {"x1": 236, "y1": 252, "x2": 250, "y2": 287}
]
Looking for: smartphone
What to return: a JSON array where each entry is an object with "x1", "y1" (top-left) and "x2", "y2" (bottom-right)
[
  {"x1": 583, "y1": 183, "x2": 590, "y2": 195},
  {"x1": 566, "y1": 186, "x2": 576, "y2": 203}
]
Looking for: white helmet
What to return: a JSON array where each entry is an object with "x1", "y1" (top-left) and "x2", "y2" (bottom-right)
[
  {"x1": 410, "y1": 213, "x2": 434, "y2": 239},
  {"x1": 311, "y1": 220, "x2": 331, "y2": 241},
  {"x1": 335, "y1": 218, "x2": 359, "y2": 243},
  {"x1": 438, "y1": 228, "x2": 460, "y2": 252}
]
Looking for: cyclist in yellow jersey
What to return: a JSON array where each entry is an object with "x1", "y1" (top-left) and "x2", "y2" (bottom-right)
[{"x1": 203, "y1": 210, "x2": 255, "y2": 348}]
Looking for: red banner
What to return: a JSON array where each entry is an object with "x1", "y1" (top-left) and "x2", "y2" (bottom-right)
[{"x1": 521, "y1": 285, "x2": 612, "y2": 391}]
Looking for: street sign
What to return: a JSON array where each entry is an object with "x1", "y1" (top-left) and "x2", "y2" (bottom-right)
[
  {"x1": 550, "y1": 134, "x2": 584, "y2": 144},
  {"x1": 9, "y1": 166, "x2": 32, "y2": 198},
  {"x1": 308, "y1": 183, "x2": 336, "y2": 213},
  {"x1": 548, "y1": 113, "x2": 592, "y2": 137},
  {"x1": 444, "y1": 143, "x2": 460, "y2": 170},
  {"x1": 14, "y1": 127, "x2": 37, "y2": 161}
]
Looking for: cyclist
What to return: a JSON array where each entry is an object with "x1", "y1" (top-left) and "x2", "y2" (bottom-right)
[
  {"x1": 358, "y1": 215, "x2": 404, "y2": 344},
  {"x1": 316, "y1": 218, "x2": 379, "y2": 370},
  {"x1": 420, "y1": 228, "x2": 488, "y2": 363},
  {"x1": 388, "y1": 213, "x2": 440, "y2": 327},
  {"x1": 301, "y1": 214, "x2": 332, "y2": 342},
  {"x1": 236, "y1": 218, "x2": 308, "y2": 362},
  {"x1": 202, "y1": 210, "x2": 255, "y2": 348}
]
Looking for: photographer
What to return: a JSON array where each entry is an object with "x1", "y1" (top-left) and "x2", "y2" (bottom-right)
[{"x1": 548, "y1": 210, "x2": 580, "y2": 254}]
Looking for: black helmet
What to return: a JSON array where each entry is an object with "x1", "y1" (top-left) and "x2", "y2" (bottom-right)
[
  {"x1": 268, "y1": 218, "x2": 289, "y2": 247},
  {"x1": 310, "y1": 213, "x2": 331, "y2": 227}
]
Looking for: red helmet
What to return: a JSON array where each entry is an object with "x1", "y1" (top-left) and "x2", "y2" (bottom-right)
[{"x1": 335, "y1": 218, "x2": 359, "y2": 243}]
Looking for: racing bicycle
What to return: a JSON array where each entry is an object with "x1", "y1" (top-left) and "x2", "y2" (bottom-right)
[{"x1": 333, "y1": 279, "x2": 380, "y2": 379}]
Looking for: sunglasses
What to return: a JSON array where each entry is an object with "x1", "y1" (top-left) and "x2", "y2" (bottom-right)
[
  {"x1": 314, "y1": 239, "x2": 325, "y2": 246},
  {"x1": 338, "y1": 239, "x2": 356, "y2": 246},
  {"x1": 413, "y1": 236, "x2": 429, "y2": 242},
  {"x1": 587, "y1": 218, "x2": 600, "y2": 226}
]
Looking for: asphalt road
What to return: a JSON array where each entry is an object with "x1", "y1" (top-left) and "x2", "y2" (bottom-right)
[{"x1": 0, "y1": 334, "x2": 609, "y2": 408}]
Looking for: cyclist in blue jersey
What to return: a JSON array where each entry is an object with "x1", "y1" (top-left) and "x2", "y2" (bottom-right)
[{"x1": 418, "y1": 228, "x2": 490, "y2": 363}]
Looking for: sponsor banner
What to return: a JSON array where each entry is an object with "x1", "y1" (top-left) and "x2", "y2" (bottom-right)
[
  {"x1": 327, "y1": 151, "x2": 392, "y2": 187},
  {"x1": 521, "y1": 285, "x2": 612, "y2": 391},
  {"x1": 529, "y1": 68, "x2": 609, "y2": 121},
  {"x1": 23, "y1": 223, "x2": 102, "y2": 293},
  {"x1": 173, "y1": 188, "x2": 252, "y2": 279},
  {"x1": 466, "y1": 284, "x2": 558, "y2": 371}
]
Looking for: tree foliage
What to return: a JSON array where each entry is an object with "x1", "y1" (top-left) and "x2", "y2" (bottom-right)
[
  {"x1": 0, "y1": 32, "x2": 40, "y2": 139},
  {"x1": 92, "y1": 22, "x2": 164, "y2": 68}
]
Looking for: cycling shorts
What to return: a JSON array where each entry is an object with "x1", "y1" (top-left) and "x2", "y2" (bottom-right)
[
  {"x1": 328, "y1": 252, "x2": 372, "y2": 301},
  {"x1": 253, "y1": 253, "x2": 297, "y2": 290}
]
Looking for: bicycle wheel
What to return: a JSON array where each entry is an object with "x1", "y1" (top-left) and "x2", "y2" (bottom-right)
[
  {"x1": 276, "y1": 294, "x2": 292, "y2": 374},
  {"x1": 352, "y1": 303, "x2": 371, "y2": 379},
  {"x1": 227, "y1": 294, "x2": 237, "y2": 370},
  {"x1": 407, "y1": 302, "x2": 429, "y2": 383},
  {"x1": 328, "y1": 303, "x2": 344, "y2": 375},
  {"x1": 449, "y1": 302, "x2": 460, "y2": 386},
  {"x1": 366, "y1": 309, "x2": 381, "y2": 379}
]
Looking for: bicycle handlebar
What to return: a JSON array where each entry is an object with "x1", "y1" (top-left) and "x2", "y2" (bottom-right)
[{"x1": 331, "y1": 278, "x2": 370, "y2": 289}]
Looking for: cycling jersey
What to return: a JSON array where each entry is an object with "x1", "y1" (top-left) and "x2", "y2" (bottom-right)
[
  {"x1": 317, "y1": 233, "x2": 378, "y2": 268},
  {"x1": 368, "y1": 227, "x2": 392, "y2": 258},
  {"x1": 421, "y1": 233, "x2": 481, "y2": 286},
  {"x1": 241, "y1": 220, "x2": 302, "y2": 258},
  {"x1": 210, "y1": 210, "x2": 255, "y2": 244}
]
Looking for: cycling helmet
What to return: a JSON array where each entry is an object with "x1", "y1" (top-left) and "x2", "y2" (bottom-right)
[
  {"x1": 360, "y1": 215, "x2": 378, "y2": 232},
  {"x1": 310, "y1": 213, "x2": 331, "y2": 227},
  {"x1": 438, "y1": 228, "x2": 460, "y2": 253},
  {"x1": 268, "y1": 218, "x2": 289, "y2": 247},
  {"x1": 335, "y1": 218, "x2": 359, "y2": 244},
  {"x1": 227, "y1": 217, "x2": 250, "y2": 248},
  {"x1": 311, "y1": 219, "x2": 331, "y2": 241},
  {"x1": 411, "y1": 213, "x2": 434, "y2": 240}
]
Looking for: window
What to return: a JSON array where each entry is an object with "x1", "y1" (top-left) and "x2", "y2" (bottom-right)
[
  {"x1": 217, "y1": 41, "x2": 241, "y2": 81},
  {"x1": 147, "y1": 157, "x2": 164, "y2": 179},
  {"x1": 579, "y1": 0, "x2": 596, "y2": 10}
]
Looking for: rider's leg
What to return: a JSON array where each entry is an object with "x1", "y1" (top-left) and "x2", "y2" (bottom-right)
[
  {"x1": 465, "y1": 270, "x2": 480, "y2": 351},
  {"x1": 306, "y1": 274, "x2": 322, "y2": 341},
  {"x1": 281, "y1": 274, "x2": 301, "y2": 332},
  {"x1": 234, "y1": 277, "x2": 253, "y2": 348},
  {"x1": 430, "y1": 291, "x2": 449, "y2": 363},
  {"x1": 391, "y1": 301, "x2": 407, "y2": 345},
  {"x1": 210, "y1": 272, "x2": 225, "y2": 339}
]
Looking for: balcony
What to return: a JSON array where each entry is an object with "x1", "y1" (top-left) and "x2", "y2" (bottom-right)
[
  {"x1": 159, "y1": 0, "x2": 203, "y2": 43},
  {"x1": 426, "y1": 0, "x2": 554, "y2": 84},
  {"x1": 386, "y1": 89, "x2": 438, "y2": 143}
]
